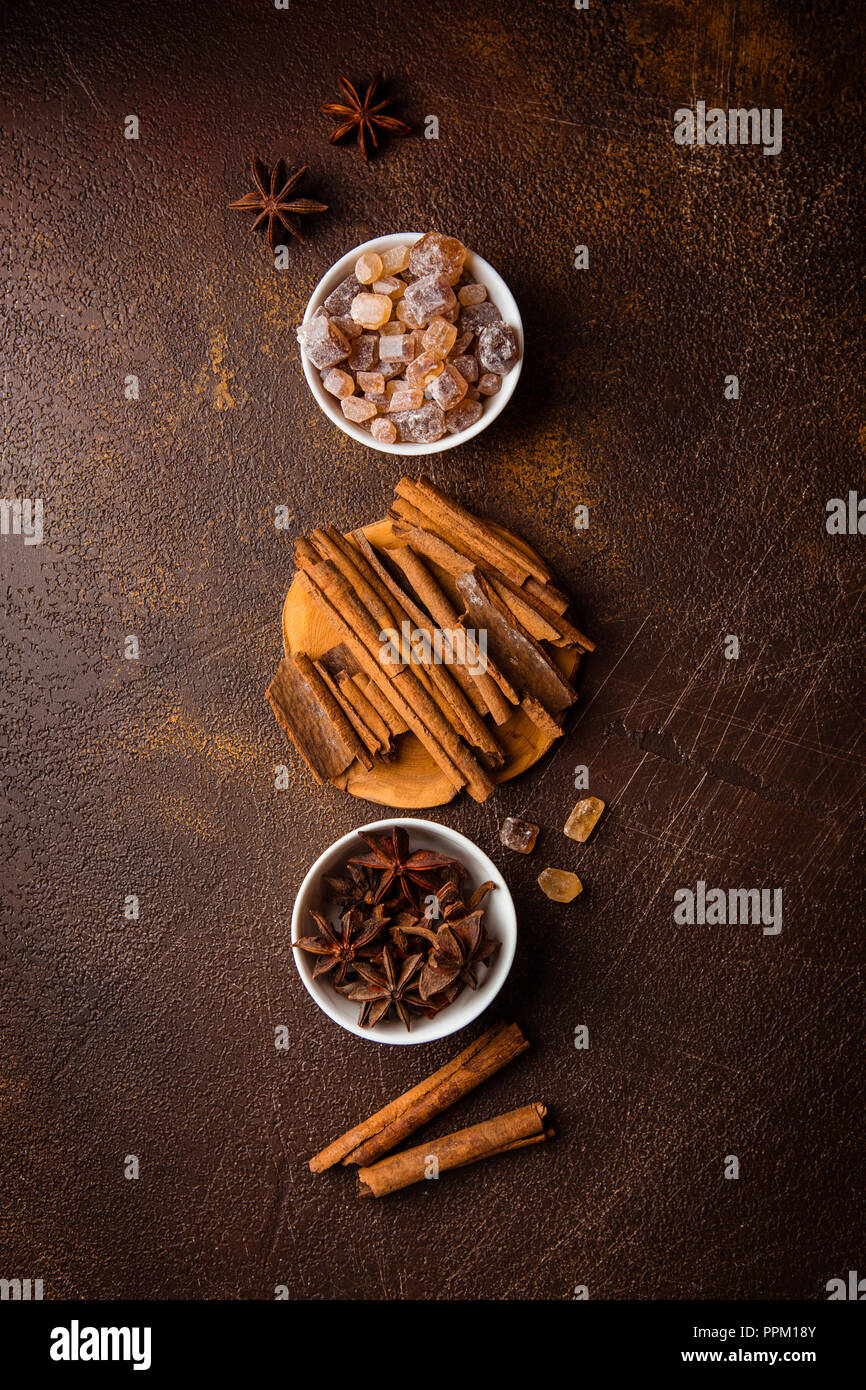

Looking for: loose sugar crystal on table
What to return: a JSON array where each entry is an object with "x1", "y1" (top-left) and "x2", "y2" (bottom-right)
[
  {"x1": 408, "y1": 232, "x2": 466, "y2": 285},
  {"x1": 564, "y1": 796, "x2": 605, "y2": 843},
  {"x1": 296, "y1": 315, "x2": 351, "y2": 369},
  {"x1": 295, "y1": 231, "x2": 521, "y2": 442},
  {"x1": 428, "y1": 363, "x2": 468, "y2": 410},
  {"x1": 354, "y1": 251, "x2": 384, "y2": 285},
  {"x1": 500, "y1": 817, "x2": 539, "y2": 854},
  {"x1": 538, "y1": 868, "x2": 583, "y2": 903},
  {"x1": 477, "y1": 321, "x2": 519, "y2": 374},
  {"x1": 390, "y1": 399, "x2": 446, "y2": 443}
]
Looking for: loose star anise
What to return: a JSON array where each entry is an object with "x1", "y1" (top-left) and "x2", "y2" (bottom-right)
[
  {"x1": 339, "y1": 947, "x2": 425, "y2": 1030},
  {"x1": 322, "y1": 72, "x2": 411, "y2": 162},
  {"x1": 293, "y1": 906, "x2": 385, "y2": 986},
  {"x1": 349, "y1": 827, "x2": 459, "y2": 906},
  {"x1": 228, "y1": 157, "x2": 328, "y2": 251}
]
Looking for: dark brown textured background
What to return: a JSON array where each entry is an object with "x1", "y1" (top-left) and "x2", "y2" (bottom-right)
[{"x1": 2, "y1": 0, "x2": 864, "y2": 1300}]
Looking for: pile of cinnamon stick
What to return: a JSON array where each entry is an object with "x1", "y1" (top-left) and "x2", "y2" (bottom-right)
[
  {"x1": 309, "y1": 1021, "x2": 552, "y2": 1198},
  {"x1": 267, "y1": 476, "x2": 595, "y2": 801}
]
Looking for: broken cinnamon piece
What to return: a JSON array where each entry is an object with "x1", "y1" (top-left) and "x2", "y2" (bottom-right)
[
  {"x1": 314, "y1": 659, "x2": 383, "y2": 757},
  {"x1": 295, "y1": 554, "x2": 495, "y2": 801},
  {"x1": 538, "y1": 868, "x2": 582, "y2": 902},
  {"x1": 520, "y1": 694, "x2": 564, "y2": 739},
  {"x1": 348, "y1": 529, "x2": 505, "y2": 767},
  {"x1": 355, "y1": 671, "x2": 408, "y2": 735},
  {"x1": 456, "y1": 569, "x2": 577, "y2": 716},
  {"x1": 357, "y1": 1102, "x2": 552, "y2": 1198},
  {"x1": 342, "y1": 673, "x2": 393, "y2": 753},
  {"x1": 564, "y1": 796, "x2": 605, "y2": 842},
  {"x1": 309, "y1": 1022, "x2": 530, "y2": 1172},
  {"x1": 266, "y1": 651, "x2": 373, "y2": 783},
  {"x1": 388, "y1": 545, "x2": 514, "y2": 725}
]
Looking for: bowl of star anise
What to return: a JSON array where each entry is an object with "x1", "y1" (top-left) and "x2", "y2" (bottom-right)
[{"x1": 291, "y1": 819, "x2": 517, "y2": 1043}]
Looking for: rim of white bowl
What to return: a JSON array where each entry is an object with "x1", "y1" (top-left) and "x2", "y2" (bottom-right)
[
  {"x1": 300, "y1": 233, "x2": 524, "y2": 456},
  {"x1": 290, "y1": 818, "x2": 517, "y2": 1045}
]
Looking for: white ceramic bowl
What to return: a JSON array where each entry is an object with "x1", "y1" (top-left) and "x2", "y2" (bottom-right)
[
  {"x1": 299, "y1": 233, "x2": 524, "y2": 455},
  {"x1": 291, "y1": 818, "x2": 517, "y2": 1044}
]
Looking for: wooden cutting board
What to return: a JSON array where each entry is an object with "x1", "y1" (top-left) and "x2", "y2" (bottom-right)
[{"x1": 282, "y1": 517, "x2": 580, "y2": 808}]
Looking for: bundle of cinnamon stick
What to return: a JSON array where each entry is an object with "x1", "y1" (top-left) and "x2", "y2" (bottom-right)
[
  {"x1": 309, "y1": 1021, "x2": 554, "y2": 1199},
  {"x1": 267, "y1": 476, "x2": 595, "y2": 801}
]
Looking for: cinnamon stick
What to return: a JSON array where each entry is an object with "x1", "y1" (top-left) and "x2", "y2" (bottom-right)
[
  {"x1": 388, "y1": 545, "x2": 514, "y2": 726},
  {"x1": 355, "y1": 671, "x2": 408, "y2": 735},
  {"x1": 309, "y1": 1022, "x2": 529, "y2": 1172},
  {"x1": 396, "y1": 477, "x2": 539, "y2": 587},
  {"x1": 357, "y1": 1103, "x2": 553, "y2": 1198},
  {"x1": 313, "y1": 659, "x2": 383, "y2": 757},
  {"x1": 340, "y1": 673, "x2": 393, "y2": 753},
  {"x1": 348, "y1": 529, "x2": 505, "y2": 766},
  {"x1": 457, "y1": 569, "x2": 577, "y2": 716},
  {"x1": 294, "y1": 554, "x2": 494, "y2": 800}
]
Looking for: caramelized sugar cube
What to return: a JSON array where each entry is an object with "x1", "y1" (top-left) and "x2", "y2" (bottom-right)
[
  {"x1": 323, "y1": 274, "x2": 362, "y2": 316},
  {"x1": 322, "y1": 368, "x2": 355, "y2": 399},
  {"x1": 458, "y1": 282, "x2": 488, "y2": 306},
  {"x1": 538, "y1": 868, "x2": 583, "y2": 903},
  {"x1": 387, "y1": 387, "x2": 424, "y2": 412},
  {"x1": 401, "y1": 274, "x2": 457, "y2": 329},
  {"x1": 451, "y1": 352, "x2": 478, "y2": 382},
  {"x1": 379, "y1": 359, "x2": 405, "y2": 380},
  {"x1": 428, "y1": 363, "x2": 468, "y2": 410},
  {"x1": 422, "y1": 316, "x2": 458, "y2": 360},
  {"x1": 341, "y1": 395, "x2": 378, "y2": 423},
  {"x1": 331, "y1": 313, "x2": 362, "y2": 340},
  {"x1": 372, "y1": 276, "x2": 405, "y2": 299},
  {"x1": 380, "y1": 320, "x2": 404, "y2": 336},
  {"x1": 459, "y1": 301, "x2": 500, "y2": 336},
  {"x1": 450, "y1": 331, "x2": 475, "y2": 357},
  {"x1": 350, "y1": 292, "x2": 393, "y2": 330},
  {"x1": 564, "y1": 796, "x2": 605, "y2": 843},
  {"x1": 443, "y1": 398, "x2": 483, "y2": 433},
  {"x1": 354, "y1": 251, "x2": 384, "y2": 285},
  {"x1": 406, "y1": 350, "x2": 445, "y2": 389},
  {"x1": 364, "y1": 391, "x2": 390, "y2": 410},
  {"x1": 380, "y1": 243, "x2": 411, "y2": 275},
  {"x1": 477, "y1": 371, "x2": 501, "y2": 396},
  {"x1": 500, "y1": 817, "x2": 539, "y2": 854},
  {"x1": 296, "y1": 315, "x2": 351, "y2": 369},
  {"x1": 348, "y1": 334, "x2": 380, "y2": 373},
  {"x1": 408, "y1": 232, "x2": 467, "y2": 286},
  {"x1": 477, "y1": 321, "x2": 520, "y2": 374},
  {"x1": 395, "y1": 297, "x2": 425, "y2": 331},
  {"x1": 390, "y1": 399, "x2": 447, "y2": 443},
  {"x1": 356, "y1": 370, "x2": 385, "y2": 394},
  {"x1": 378, "y1": 332, "x2": 416, "y2": 362},
  {"x1": 370, "y1": 417, "x2": 398, "y2": 444}
]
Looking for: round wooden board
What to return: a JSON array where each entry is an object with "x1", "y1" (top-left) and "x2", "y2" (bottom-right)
[{"x1": 282, "y1": 518, "x2": 580, "y2": 808}]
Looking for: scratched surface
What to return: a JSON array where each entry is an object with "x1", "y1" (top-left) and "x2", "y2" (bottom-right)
[{"x1": 1, "y1": 0, "x2": 864, "y2": 1300}]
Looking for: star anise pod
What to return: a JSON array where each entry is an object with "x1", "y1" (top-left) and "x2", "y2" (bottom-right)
[
  {"x1": 293, "y1": 906, "x2": 386, "y2": 986},
  {"x1": 418, "y1": 910, "x2": 500, "y2": 1000},
  {"x1": 322, "y1": 72, "x2": 411, "y2": 162},
  {"x1": 339, "y1": 947, "x2": 425, "y2": 1031},
  {"x1": 228, "y1": 157, "x2": 328, "y2": 251},
  {"x1": 349, "y1": 827, "x2": 459, "y2": 906},
  {"x1": 322, "y1": 863, "x2": 379, "y2": 910}
]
